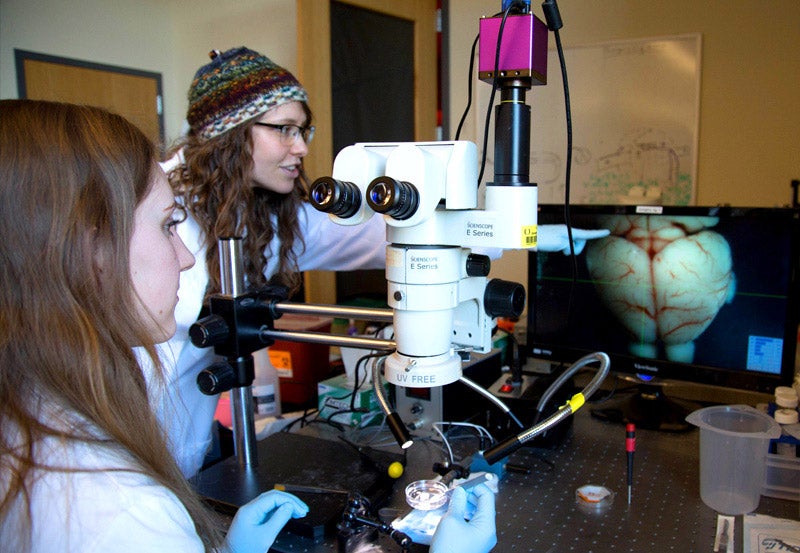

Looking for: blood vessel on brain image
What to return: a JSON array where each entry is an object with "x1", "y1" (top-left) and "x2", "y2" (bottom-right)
[{"x1": 584, "y1": 215, "x2": 736, "y2": 364}]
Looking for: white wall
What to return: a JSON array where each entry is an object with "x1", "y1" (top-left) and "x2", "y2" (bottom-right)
[
  {"x1": 164, "y1": 0, "x2": 297, "y2": 144},
  {"x1": 0, "y1": 0, "x2": 296, "y2": 145},
  {"x1": 0, "y1": 0, "x2": 179, "y2": 137}
]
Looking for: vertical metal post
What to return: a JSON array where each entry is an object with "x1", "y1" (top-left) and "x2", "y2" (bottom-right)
[{"x1": 218, "y1": 238, "x2": 258, "y2": 467}]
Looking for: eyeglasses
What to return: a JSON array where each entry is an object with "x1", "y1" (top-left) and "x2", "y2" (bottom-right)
[{"x1": 253, "y1": 122, "x2": 315, "y2": 146}]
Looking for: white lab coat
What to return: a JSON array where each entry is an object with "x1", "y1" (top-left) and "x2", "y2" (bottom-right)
[
  {"x1": 142, "y1": 194, "x2": 387, "y2": 478},
  {"x1": 1, "y1": 421, "x2": 204, "y2": 552}
]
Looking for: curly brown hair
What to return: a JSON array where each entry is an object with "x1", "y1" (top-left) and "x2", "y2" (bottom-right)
[{"x1": 169, "y1": 103, "x2": 313, "y2": 299}]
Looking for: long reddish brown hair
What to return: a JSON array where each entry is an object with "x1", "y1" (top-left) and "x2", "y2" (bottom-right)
[{"x1": 0, "y1": 100, "x2": 222, "y2": 550}]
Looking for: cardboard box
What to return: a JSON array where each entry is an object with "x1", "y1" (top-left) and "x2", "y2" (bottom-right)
[{"x1": 317, "y1": 374, "x2": 388, "y2": 427}]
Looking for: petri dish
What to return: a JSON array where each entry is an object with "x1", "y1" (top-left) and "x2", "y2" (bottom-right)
[{"x1": 405, "y1": 480, "x2": 449, "y2": 511}]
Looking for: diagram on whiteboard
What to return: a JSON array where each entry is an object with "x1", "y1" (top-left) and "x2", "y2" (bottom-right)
[{"x1": 475, "y1": 34, "x2": 701, "y2": 206}]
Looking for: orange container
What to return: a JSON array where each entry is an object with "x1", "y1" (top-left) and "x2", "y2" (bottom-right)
[{"x1": 269, "y1": 314, "x2": 333, "y2": 406}]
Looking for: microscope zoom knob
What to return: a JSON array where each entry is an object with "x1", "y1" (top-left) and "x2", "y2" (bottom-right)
[
  {"x1": 197, "y1": 362, "x2": 237, "y2": 395},
  {"x1": 466, "y1": 253, "x2": 491, "y2": 277},
  {"x1": 189, "y1": 314, "x2": 229, "y2": 348}
]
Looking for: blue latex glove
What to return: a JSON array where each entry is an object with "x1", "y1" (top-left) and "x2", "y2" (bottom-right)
[
  {"x1": 224, "y1": 490, "x2": 309, "y2": 553},
  {"x1": 429, "y1": 484, "x2": 497, "y2": 553},
  {"x1": 538, "y1": 224, "x2": 610, "y2": 255}
]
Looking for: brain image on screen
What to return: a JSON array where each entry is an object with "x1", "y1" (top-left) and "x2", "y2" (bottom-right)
[{"x1": 584, "y1": 215, "x2": 737, "y2": 363}]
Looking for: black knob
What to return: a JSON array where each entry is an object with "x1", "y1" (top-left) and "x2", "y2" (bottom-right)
[
  {"x1": 189, "y1": 314, "x2": 229, "y2": 348},
  {"x1": 484, "y1": 278, "x2": 526, "y2": 318},
  {"x1": 197, "y1": 362, "x2": 236, "y2": 395},
  {"x1": 466, "y1": 254, "x2": 491, "y2": 277}
]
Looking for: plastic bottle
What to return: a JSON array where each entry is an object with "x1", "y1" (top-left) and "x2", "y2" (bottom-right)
[{"x1": 252, "y1": 347, "x2": 281, "y2": 419}]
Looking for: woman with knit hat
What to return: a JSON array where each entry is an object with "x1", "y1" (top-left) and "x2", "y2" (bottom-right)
[{"x1": 146, "y1": 47, "x2": 387, "y2": 482}]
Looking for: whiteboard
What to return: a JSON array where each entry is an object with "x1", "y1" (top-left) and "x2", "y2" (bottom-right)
[{"x1": 475, "y1": 34, "x2": 702, "y2": 206}]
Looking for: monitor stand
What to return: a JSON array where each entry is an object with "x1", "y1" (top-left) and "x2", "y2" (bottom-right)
[{"x1": 590, "y1": 383, "x2": 700, "y2": 432}]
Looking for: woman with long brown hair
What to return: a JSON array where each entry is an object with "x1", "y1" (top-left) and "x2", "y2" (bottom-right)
[
  {"x1": 154, "y1": 47, "x2": 387, "y2": 479},
  {"x1": 0, "y1": 99, "x2": 308, "y2": 552}
]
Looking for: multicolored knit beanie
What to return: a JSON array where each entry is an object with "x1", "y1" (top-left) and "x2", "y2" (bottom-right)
[{"x1": 186, "y1": 47, "x2": 308, "y2": 140}]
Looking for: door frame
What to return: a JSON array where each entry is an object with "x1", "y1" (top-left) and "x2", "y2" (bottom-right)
[{"x1": 296, "y1": 0, "x2": 438, "y2": 303}]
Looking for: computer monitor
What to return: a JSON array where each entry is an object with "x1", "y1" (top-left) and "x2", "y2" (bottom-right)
[{"x1": 527, "y1": 204, "x2": 800, "y2": 431}]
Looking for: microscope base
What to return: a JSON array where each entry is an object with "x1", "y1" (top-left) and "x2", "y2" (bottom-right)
[{"x1": 191, "y1": 432, "x2": 403, "y2": 542}]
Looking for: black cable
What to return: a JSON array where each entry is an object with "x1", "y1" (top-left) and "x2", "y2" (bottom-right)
[
  {"x1": 455, "y1": 34, "x2": 479, "y2": 141},
  {"x1": 552, "y1": 27, "x2": 576, "y2": 275},
  {"x1": 281, "y1": 408, "x2": 318, "y2": 432},
  {"x1": 540, "y1": 0, "x2": 574, "y2": 265},
  {"x1": 351, "y1": 352, "x2": 389, "y2": 411},
  {"x1": 541, "y1": 0, "x2": 580, "y2": 332},
  {"x1": 507, "y1": 331, "x2": 522, "y2": 385},
  {"x1": 547, "y1": 26, "x2": 582, "y2": 331},
  {"x1": 303, "y1": 416, "x2": 346, "y2": 433}
]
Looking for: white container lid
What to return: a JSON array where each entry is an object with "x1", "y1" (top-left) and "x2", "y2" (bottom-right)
[
  {"x1": 774, "y1": 408, "x2": 799, "y2": 425},
  {"x1": 775, "y1": 386, "x2": 799, "y2": 408}
]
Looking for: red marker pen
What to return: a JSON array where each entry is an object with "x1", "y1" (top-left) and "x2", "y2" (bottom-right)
[{"x1": 626, "y1": 423, "x2": 636, "y2": 505}]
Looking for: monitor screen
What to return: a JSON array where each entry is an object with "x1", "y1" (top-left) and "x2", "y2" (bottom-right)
[{"x1": 527, "y1": 205, "x2": 800, "y2": 430}]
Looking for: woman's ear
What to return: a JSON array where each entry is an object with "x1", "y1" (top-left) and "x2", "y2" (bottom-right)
[{"x1": 89, "y1": 229, "x2": 112, "y2": 283}]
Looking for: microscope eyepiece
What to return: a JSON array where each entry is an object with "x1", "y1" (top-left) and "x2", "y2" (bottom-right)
[
  {"x1": 366, "y1": 176, "x2": 419, "y2": 220},
  {"x1": 309, "y1": 177, "x2": 362, "y2": 218}
]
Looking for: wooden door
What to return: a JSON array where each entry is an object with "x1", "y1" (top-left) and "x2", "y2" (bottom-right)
[
  {"x1": 15, "y1": 49, "x2": 164, "y2": 147},
  {"x1": 296, "y1": 0, "x2": 438, "y2": 304}
]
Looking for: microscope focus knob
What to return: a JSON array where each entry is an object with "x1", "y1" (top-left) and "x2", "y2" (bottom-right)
[
  {"x1": 484, "y1": 278, "x2": 526, "y2": 318},
  {"x1": 466, "y1": 253, "x2": 491, "y2": 277},
  {"x1": 189, "y1": 314, "x2": 229, "y2": 348},
  {"x1": 197, "y1": 362, "x2": 237, "y2": 395}
]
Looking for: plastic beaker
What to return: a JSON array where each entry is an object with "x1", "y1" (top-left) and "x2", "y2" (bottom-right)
[{"x1": 686, "y1": 404, "x2": 781, "y2": 515}]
